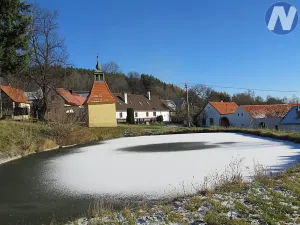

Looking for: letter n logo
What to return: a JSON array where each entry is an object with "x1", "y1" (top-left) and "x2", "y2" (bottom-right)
[{"x1": 266, "y1": 2, "x2": 298, "y2": 35}]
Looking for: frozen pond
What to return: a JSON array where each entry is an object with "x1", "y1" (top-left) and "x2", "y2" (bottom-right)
[
  {"x1": 0, "y1": 133, "x2": 300, "y2": 224},
  {"x1": 43, "y1": 133, "x2": 300, "y2": 197}
]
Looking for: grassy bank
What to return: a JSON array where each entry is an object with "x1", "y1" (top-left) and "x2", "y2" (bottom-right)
[{"x1": 64, "y1": 162, "x2": 300, "y2": 225}]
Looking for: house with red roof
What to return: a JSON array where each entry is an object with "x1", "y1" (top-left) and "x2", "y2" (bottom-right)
[
  {"x1": 202, "y1": 102, "x2": 293, "y2": 129},
  {"x1": 236, "y1": 104, "x2": 294, "y2": 129},
  {"x1": 84, "y1": 57, "x2": 117, "y2": 127},
  {"x1": 0, "y1": 85, "x2": 30, "y2": 120},
  {"x1": 202, "y1": 101, "x2": 239, "y2": 127},
  {"x1": 45, "y1": 88, "x2": 86, "y2": 121}
]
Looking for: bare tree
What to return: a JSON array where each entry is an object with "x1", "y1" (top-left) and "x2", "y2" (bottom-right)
[
  {"x1": 25, "y1": 5, "x2": 69, "y2": 120},
  {"x1": 102, "y1": 61, "x2": 120, "y2": 74}
]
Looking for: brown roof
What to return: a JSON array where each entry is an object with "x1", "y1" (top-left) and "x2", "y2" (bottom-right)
[
  {"x1": 86, "y1": 81, "x2": 116, "y2": 104},
  {"x1": 113, "y1": 93, "x2": 169, "y2": 111},
  {"x1": 0, "y1": 85, "x2": 29, "y2": 103},
  {"x1": 56, "y1": 88, "x2": 86, "y2": 106},
  {"x1": 242, "y1": 104, "x2": 294, "y2": 118},
  {"x1": 209, "y1": 101, "x2": 238, "y2": 115}
]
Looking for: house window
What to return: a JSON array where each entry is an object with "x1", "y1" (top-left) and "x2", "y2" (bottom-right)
[
  {"x1": 153, "y1": 111, "x2": 156, "y2": 116},
  {"x1": 210, "y1": 118, "x2": 214, "y2": 126},
  {"x1": 119, "y1": 112, "x2": 123, "y2": 118},
  {"x1": 146, "y1": 112, "x2": 149, "y2": 117},
  {"x1": 241, "y1": 113, "x2": 243, "y2": 116},
  {"x1": 135, "y1": 112, "x2": 138, "y2": 117},
  {"x1": 238, "y1": 113, "x2": 239, "y2": 116},
  {"x1": 275, "y1": 125, "x2": 279, "y2": 130}
]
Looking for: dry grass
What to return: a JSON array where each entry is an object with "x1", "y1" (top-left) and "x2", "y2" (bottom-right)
[{"x1": 0, "y1": 121, "x2": 57, "y2": 157}]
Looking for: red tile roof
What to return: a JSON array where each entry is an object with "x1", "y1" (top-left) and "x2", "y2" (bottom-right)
[
  {"x1": 209, "y1": 102, "x2": 238, "y2": 115},
  {"x1": 86, "y1": 81, "x2": 116, "y2": 104},
  {"x1": 56, "y1": 88, "x2": 86, "y2": 106},
  {"x1": 0, "y1": 85, "x2": 29, "y2": 103},
  {"x1": 242, "y1": 104, "x2": 294, "y2": 118}
]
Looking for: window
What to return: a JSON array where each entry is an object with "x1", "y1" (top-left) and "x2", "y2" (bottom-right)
[
  {"x1": 153, "y1": 111, "x2": 156, "y2": 116},
  {"x1": 146, "y1": 112, "x2": 149, "y2": 117},
  {"x1": 135, "y1": 112, "x2": 138, "y2": 117},
  {"x1": 275, "y1": 125, "x2": 279, "y2": 130},
  {"x1": 238, "y1": 113, "x2": 239, "y2": 116},
  {"x1": 210, "y1": 118, "x2": 214, "y2": 126},
  {"x1": 241, "y1": 113, "x2": 243, "y2": 116},
  {"x1": 119, "y1": 112, "x2": 123, "y2": 118}
]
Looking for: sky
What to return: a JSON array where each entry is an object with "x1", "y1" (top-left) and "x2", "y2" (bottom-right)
[{"x1": 32, "y1": 0, "x2": 300, "y2": 98}]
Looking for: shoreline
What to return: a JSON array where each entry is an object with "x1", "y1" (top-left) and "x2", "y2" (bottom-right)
[
  {"x1": 1, "y1": 126, "x2": 300, "y2": 166},
  {"x1": 0, "y1": 145, "x2": 60, "y2": 165}
]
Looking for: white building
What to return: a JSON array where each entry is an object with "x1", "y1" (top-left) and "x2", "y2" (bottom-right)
[
  {"x1": 202, "y1": 102, "x2": 293, "y2": 129},
  {"x1": 202, "y1": 102, "x2": 239, "y2": 127},
  {"x1": 113, "y1": 91, "x2": 171, "y2": 123},
  {"x1": 279, "y1": 106, "x2": 300, "y2": 131},
  {"x1": 236, "y1": 105, "x2": 293, "y2": 129}
]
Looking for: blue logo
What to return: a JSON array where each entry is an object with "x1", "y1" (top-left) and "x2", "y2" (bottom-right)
[{"x1": 265, "y1": 2, "x2": 298, "y2": 35}]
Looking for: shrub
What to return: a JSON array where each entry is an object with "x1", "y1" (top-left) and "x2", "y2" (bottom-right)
[
  {"x1": 156, "y1": 115, "x2": 163, "y2": 123},
  {"x1": 126, "y1": 108, "x2": 135, "y2": 124}
]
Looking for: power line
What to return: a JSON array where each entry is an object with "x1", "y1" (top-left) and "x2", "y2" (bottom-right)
[{"x1": 176, "y1": 82, "x2": 299, "y2": 93}]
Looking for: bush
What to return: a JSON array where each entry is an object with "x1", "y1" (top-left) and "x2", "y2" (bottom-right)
[
  {"x1": 156, "y1": 115, "x2": 163, "y2": 123},
  {"x1": 126, "y1": 108, "x2": 135, "y2": 124}
]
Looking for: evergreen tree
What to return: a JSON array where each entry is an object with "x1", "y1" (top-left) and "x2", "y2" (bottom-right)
[
  {"x1": 0, "y1": 0, "x2": 31, "y2": 76},
  {"x1": 126, "y1": 108, "x2": 135, "y2": 124}
]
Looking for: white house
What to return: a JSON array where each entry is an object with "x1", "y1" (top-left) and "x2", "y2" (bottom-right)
[
  {"x1": 202, "y1": 101, "x2": 239, "y2": 127},
  {"x1": 235, "y1": 104, "x2": 294, "y2": 129},
  {"x1": 279, "y1": 106, "x2": 300, "y2": 131},
  {"x1": 113, "y1": 91, "x2": 171, "y2": 123},
  {"x1": 202, "y1": 102, "x2": 293, "y2": 129}
]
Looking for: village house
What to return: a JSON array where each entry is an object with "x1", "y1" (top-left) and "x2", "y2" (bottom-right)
[
  {"x1": 45, "y1": 88, "x2": 86, "y2": 121},
  {"x1": 202, "y1": 101, "x2": 293, "y2": 129},
  {"x1": 279, "y1": 106, "x2": 300, "y2": 131},
  {"x1": 113, "y1": 91, "x2": 171, "y2": 123},
  {"x1": 201, "y1": 101, "x2": 238, "y2": 127},
  {"x1": 0, "y1": 85, "x2": 30, "y2": 120},
  {"x1": 85, "y1": 57, "x2": 117, "y2": 127},
  {"x1": 234, "y1": 104, "x2": 293, "y2": 129}
]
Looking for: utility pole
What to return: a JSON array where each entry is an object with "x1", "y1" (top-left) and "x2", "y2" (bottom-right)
[{"x1": 185, "y1": 82, "x2": 190, "y2": 127}]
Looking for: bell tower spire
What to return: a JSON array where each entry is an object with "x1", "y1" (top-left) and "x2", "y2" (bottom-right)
[
  {"x1": 96, "y1": 55, "x2": 101, "y2": 71},
  {"x1": 94, "y1": 55, "x2": 105, "y2": 82}
]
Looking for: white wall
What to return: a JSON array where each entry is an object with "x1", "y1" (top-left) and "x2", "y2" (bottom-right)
[
  {"x1": 116, "y1": 110, "x2": 170, "y2": 122},
  {"x1": 203, "y1": 104, "x2": 221, "y2": 126},
  {"x1": 253, "y1": 118, "x2": 281, "y2": 129},
  {"x1": 228, "y1": 107, "x2": 252, "y2": 128}
]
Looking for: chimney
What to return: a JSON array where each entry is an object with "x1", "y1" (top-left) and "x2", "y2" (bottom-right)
[
  {"x1": 69, "y1": 89, "x2": 73, "y2": 95},
  {"x1": 147, "y1": 91, "x2": 151, "y2": 101},
  {"x1": 123, "y1": 93, "x2": 128, "y2": 104}
]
